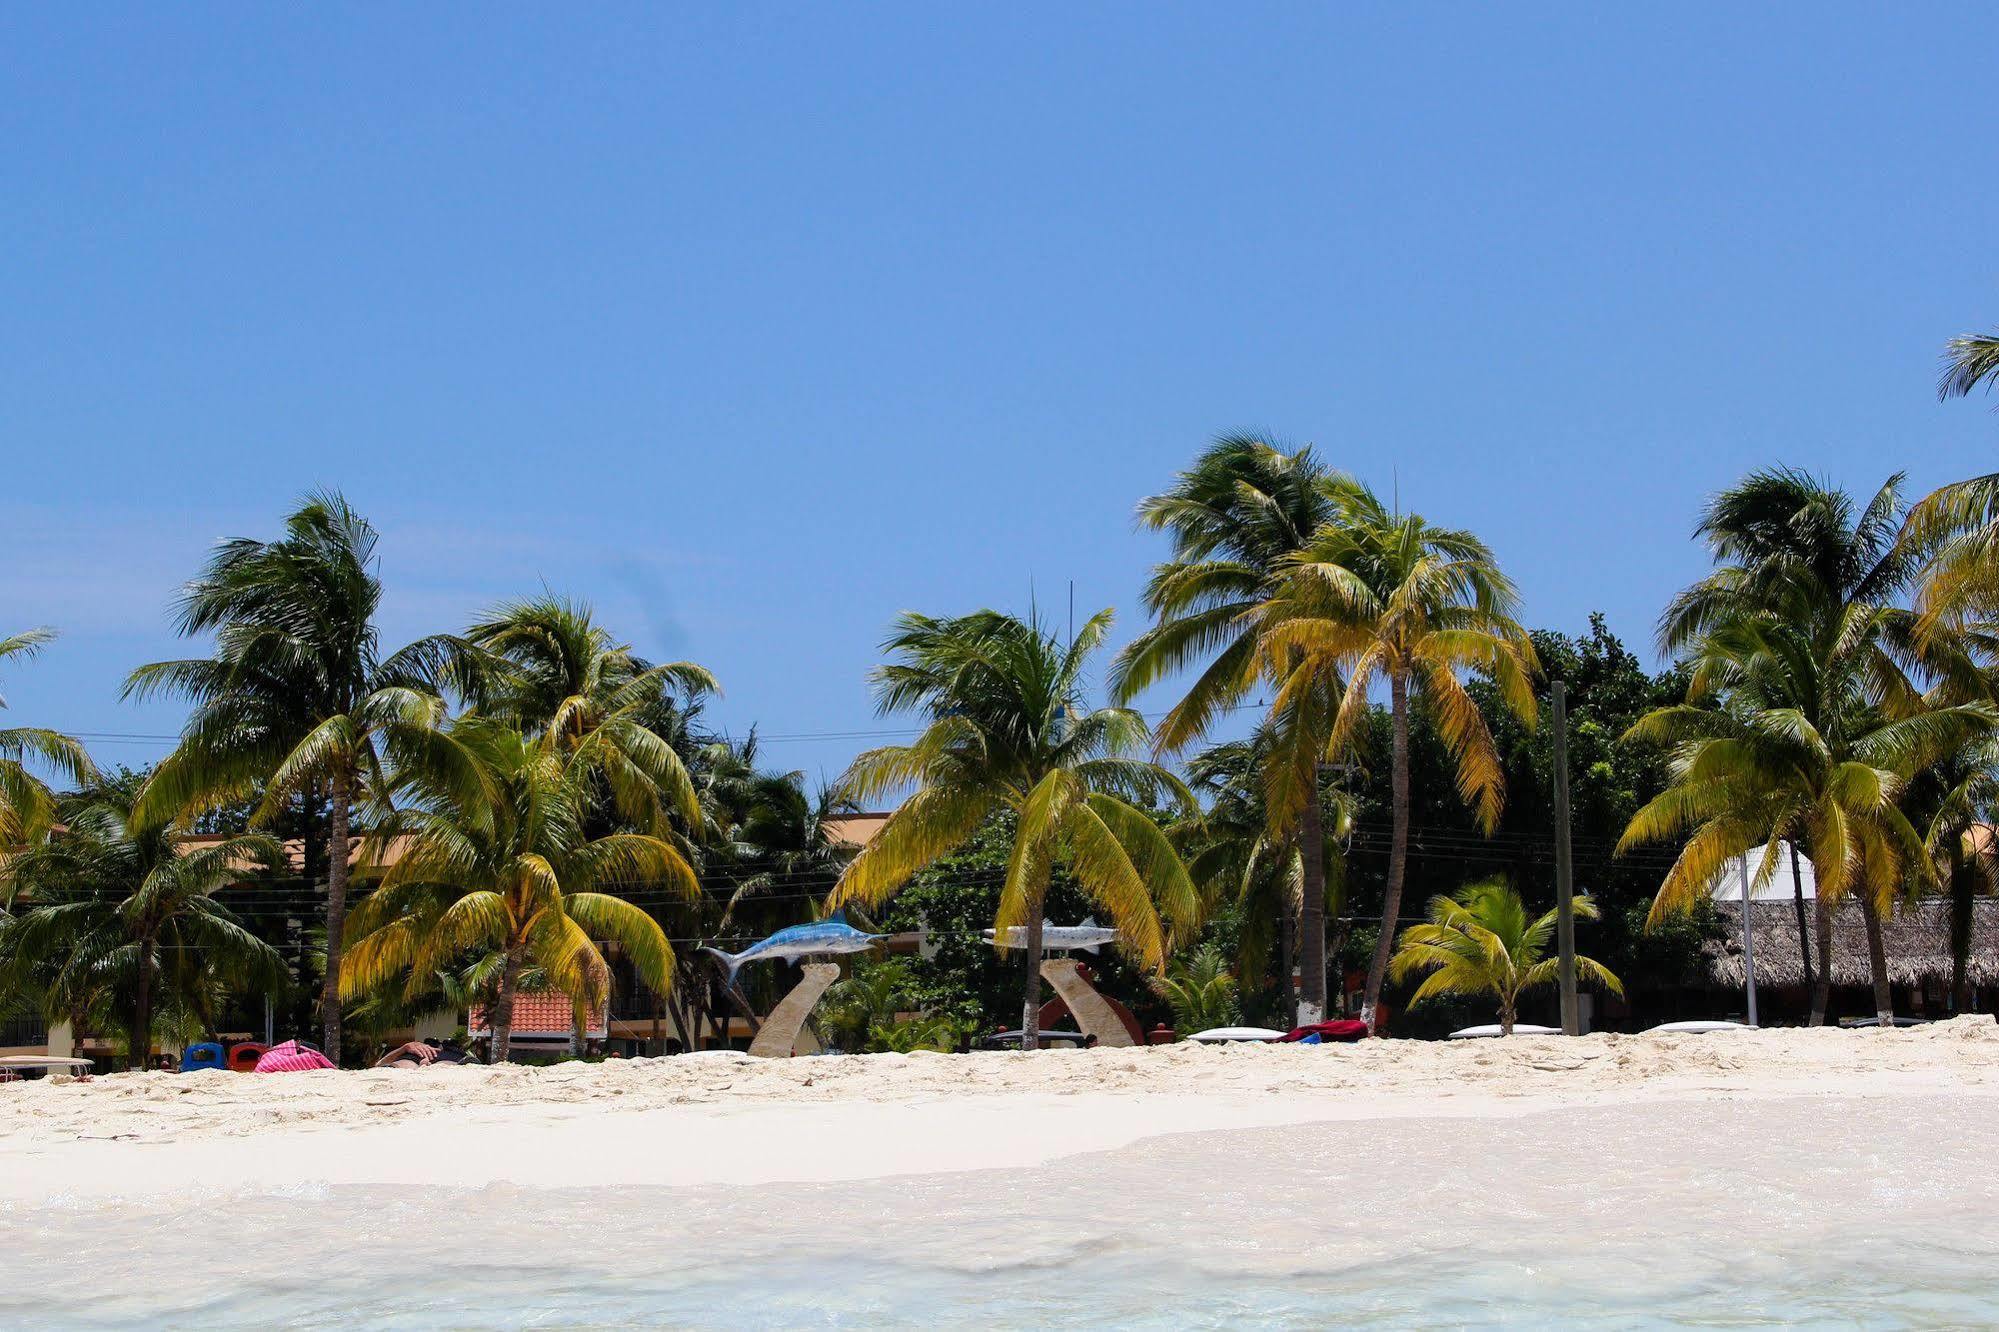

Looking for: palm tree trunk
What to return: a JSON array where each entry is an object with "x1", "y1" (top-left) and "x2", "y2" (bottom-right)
[
  {"x1": 1361, "y1": 673, "x2": 1411, "y2": 1034},
  {"x1": 1277, "y1": 907, "x2": 1296, "y2": 1025},
  {"x1": 1019, "y1": 912, "x2": 1046, "y2": 1052},
  {"x1": 1859, "y1": 891, "x2": 1894, "y2": 1024},
  {"x1": 1297, "y1": 786, "x2": 1327, "y2": 1025},
  {"x1": 1949, "y1": 835, "x2": 1974, "y2": 1013},
  {"x1": 1808, "y1": 896, "x2": 1833, "y2": 1026},
  {"x1": 319, "y1": 765, "x2": 352, "y2": 1063},
  {"x1": 1788, "y1": 847, "x2": 1814, "y2": 995},
  {"x1": 490, "y1": 945, "x2": 526, "y2": 1063},
  {"x1": 1499, "y1": 996, "x2": 1515, "y2": 1037},
  {"x1": 130, "y1": 934, "x2": 156, "y2": 1072}
]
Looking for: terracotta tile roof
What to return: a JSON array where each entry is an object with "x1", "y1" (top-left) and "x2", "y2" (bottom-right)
[
  {"x1": 469, "y1": 990, "x2": 608, "y2": 1039},
  {"x1": 822, "y1": 812, "x2": 890, "y2": 850}
]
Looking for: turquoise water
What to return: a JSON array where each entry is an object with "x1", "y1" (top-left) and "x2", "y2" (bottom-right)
[{"x1": 4, "y1": 1096, "x2": 1994, "y2": 1328}]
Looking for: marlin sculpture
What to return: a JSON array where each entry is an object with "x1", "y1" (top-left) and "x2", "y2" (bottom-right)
[
  {"x1": 982, "y1": 918, "x2": 1121, "y2": 954},
  {"x1": 700, "y1": 911, "x2": 887, "y2": 987}
]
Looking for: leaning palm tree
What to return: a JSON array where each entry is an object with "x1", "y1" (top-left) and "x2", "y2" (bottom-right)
[
  {"x1": 0, "y1": 781, "x2": 286, "y2": 1069},
  {"x1": 1258, "y1": 477, "x2": 1539, "y2": 1031},
  {"x1": 339, "y1": 719, "x2": 691, "y2": 1061},
  {"x1": 829, "y1": 609, "x2": 1198, "y2": 1048},
  {"x1": 0, "y1": 629, "x2": 96, "y2": 848},
  {"x1": 125, "y1": 493, "x2": 486, "y2": 1061},
  {"x1": 1390, "y1": 879, "x2": 1621, "y2": 1036},
  {"x1": 465, "y1": 595, "x2": 714, "y2": 833},
  {"x1": 1114, "y1": 436, "x2": 1343, "y2": 1021}
]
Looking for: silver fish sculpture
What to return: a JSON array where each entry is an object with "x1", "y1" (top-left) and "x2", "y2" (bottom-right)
[
  {"x1": 701, "y1": 912, "x2": 886, "y2": 986},
  {"x1": 982, "y1": 917, "x2": 1120, "y2": 954}
]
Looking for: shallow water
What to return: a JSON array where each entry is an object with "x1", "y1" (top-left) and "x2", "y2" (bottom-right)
[{"x1": 4, "y1": 1095, "x2": 1993, "y2": 1328}]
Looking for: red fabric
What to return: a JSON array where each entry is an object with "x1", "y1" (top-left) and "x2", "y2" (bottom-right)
[
  {"x1": 1279, "y1": 1020, "x2": 1369, "y2": 1043},
  {"x1": 253, "y1": 1040, "x2": 335, "y2": 1072}
]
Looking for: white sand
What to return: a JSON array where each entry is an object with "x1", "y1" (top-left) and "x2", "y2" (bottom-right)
[{"x1": 5, "y1": 1018, "x2": 1996, "y2": 1205}]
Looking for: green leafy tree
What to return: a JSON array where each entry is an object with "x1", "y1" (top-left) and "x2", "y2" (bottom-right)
[
  {"x1": 1259, "y1": 477, "x2": 1539, "y2": 1031},
  {"x1": 1115, "y1": 435, "x2": 1343, "y2": 1022},
  {"x1": 126, "y1": 493, "x2": 486, "y2": 1060},
  {"x1": 1390, "y1": 879, "x2": 1621, "y2": 1036},
  {"x1": 0, "y1": 780, "x2": 286, "y2": 1068},
  {"x1": 830, "y1": 609, "x2": 1198, "y2": 1048},
  {"x1": 0, "y1": 629, "x2": 95, "y2": 848}
]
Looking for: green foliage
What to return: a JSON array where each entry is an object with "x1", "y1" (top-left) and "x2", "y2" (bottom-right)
[
  {"x1": 1390, "y1": 879, "x2": 1622, "y2": 1034},
  {"x1": 1151, "y1": 946, "x2": 1241, "y2": 1033}
]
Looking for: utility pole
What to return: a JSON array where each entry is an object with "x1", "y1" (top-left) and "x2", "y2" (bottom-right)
[
  {"x1": 1737, "y1": 855, "x2": 1760, "y2": 1027},
  {"x1": 1552, "y1": 680, "x2": 1579, "y2": 1035}
]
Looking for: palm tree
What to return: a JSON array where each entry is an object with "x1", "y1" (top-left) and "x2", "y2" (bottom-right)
[
  {"x1": 1904, "y1": 734, "x2": 1999, "y2": 1014},
  {"x1": 1151, "y1": 946, "x2": 1241, "y2": 1034},
  {"x1": 0, "y1": 780, "x2": 286, "y2": 1069},
  {"x1": 1390, "y1": 880, "x2": 1621, "y2": 1035},
  {"x1": 1114, "y1": 435, "x2": 1344, "y2": 1022},
  {"x1": 1636, "y1": 469, "x2": 1991, "y2": 1023},
  {"x1": 1178, "y1": 734, "x2": 1350, "y2": 1020},
  {"x1": 830, "y1": 609, "x2": 1198, "y2": 1049},
  {"x1": 339, "y1": 719, "x2": 692, "y2": 1061},
  {"x1": 125, "y1": 493, "x2": 485, "y2": 1061},
  {"x1": 465, "y1": 595, "x2": 714, "y2": 833},
  {"x1": 1258, "y1": 477, "x2": 1539, "y2": 1032},
  {"x1": 0, "y1": 629, "x2": 96, "y2": 847},
  {"x1": 1899, "y1": 331, "x2": 1999, "y2": 625},
  {"x1": 1620, "y1": 618, "x2": 1995, "y2": 1025}
]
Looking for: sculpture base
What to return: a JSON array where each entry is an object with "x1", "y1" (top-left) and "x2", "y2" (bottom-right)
[
  {"x1": 1040, "y1": 958, "x2": 1136, "y2": 1048},
  {"x1": 747, "y1": 962, "x2": 841, "y2": 1058}
]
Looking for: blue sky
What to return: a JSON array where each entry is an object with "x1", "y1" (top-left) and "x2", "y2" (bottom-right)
[{"x1": 4, "y1": 7, "x2": 1995, "y2": 788}]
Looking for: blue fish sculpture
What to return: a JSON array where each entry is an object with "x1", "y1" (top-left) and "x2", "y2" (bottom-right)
[{"x1": 700, "y1": 911, "x2": 887, "y2": 987}]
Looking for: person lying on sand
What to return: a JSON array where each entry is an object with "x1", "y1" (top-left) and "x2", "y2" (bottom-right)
[{"x1": 374, "y1": 1039, "x2": 479, "y2": 1069}]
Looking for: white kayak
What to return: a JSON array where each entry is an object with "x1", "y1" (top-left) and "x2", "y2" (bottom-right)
[
  {"x1": 1187, "y1": 1027, "x2": 1288, "y2": 1044},
  {"x1": 1648, "y1": 1020, "x2": 1753, "y2": 1034},
  {"x1": 1447, "y1": 1024, "x2": 1562, "y2": 1039}
]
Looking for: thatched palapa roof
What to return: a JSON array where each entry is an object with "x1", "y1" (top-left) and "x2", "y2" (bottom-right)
[{"x1": 1709, "y1": 899, "x2": 1999, "y2": 989}]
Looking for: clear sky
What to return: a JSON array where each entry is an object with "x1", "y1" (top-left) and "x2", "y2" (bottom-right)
[{"x1": 4, "y1": 7, "x2": 1996, "y2": 789}]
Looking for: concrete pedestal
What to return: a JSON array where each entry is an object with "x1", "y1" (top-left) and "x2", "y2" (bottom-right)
[
  {"x1": 1040, "y1": 958, "x2": 1136, "y2": 1048},
  {"x1": 748, "y1": 963, "x2": 841, "y2": 1058}
]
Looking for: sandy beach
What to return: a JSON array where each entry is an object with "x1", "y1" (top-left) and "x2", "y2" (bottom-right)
[{"x1": 6, "y1": 1018, "x2": 1996, "y2": 1206}]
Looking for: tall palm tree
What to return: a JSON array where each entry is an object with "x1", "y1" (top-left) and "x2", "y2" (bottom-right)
[
  {"x1": 1390, "y1": 879, "x2": 1621, "y2": 1036},
  {"x1": 1258, "y1": 477, "x2": 1538, "y2": 1032},
  {"x1": 1640, "y1": 469, "x2": 1989, "y2": 1022},
  {"x1": 830, "y1": 609, "x2": 1198, "y2": 1048},
  {"x1": 1904, "y1": 734, "x2": 1999, "y2": 1013},
  {"x1": 1178, "y1": 734, "x2": 1350, "y2": 1020},
  {"x1": 340, "y1": 719, "x2": 692, "y2": 1062},
  {"x1": 125, "y1": 493, "x2": 485, "y2": 1060},
  {"x1": 1114, "y1": 434, "x2": 1343, "y2": 1022},
  {"x1": 0, "y1": 781, "x2": 286, "y2": 1069},
  {"x1": 0, "y1": 629, "x2": 96, "y2": 847},
  {"x1": 1620, "y1": 618, "x2": 1995, "y2": 1025},
  {"x1": 465, "y1": 595, "x2": 714, "y2": 833}
]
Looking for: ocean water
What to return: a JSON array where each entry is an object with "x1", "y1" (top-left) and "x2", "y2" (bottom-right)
[{"x1": 4, "y1": 1095, "x2": 1994, "y2": 1329}]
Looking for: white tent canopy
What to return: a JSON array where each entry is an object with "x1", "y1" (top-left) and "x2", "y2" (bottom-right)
[{"x1": 1710, "y1": 841, "x2": 1815, "y2": 902}]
